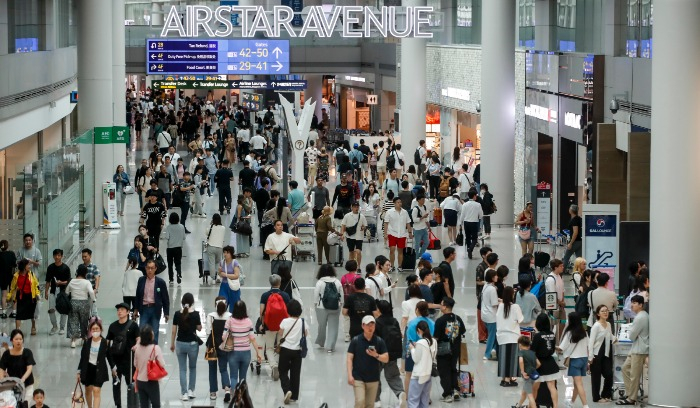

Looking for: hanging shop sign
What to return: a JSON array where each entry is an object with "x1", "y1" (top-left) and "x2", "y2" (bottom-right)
[
  {"x1": 564, "y1": 112, "x2": 582, "y2": 129},
  {"x1": 583, "y1": 204, "x2": 620, "y2": 291},
  {"x1": 160, "y1": 5, "x2": 435, "y2": 38},
  {"x1": 536, "y1": 182, "x2": 551, "y2": 235},
  {"x1": 441, "y1": 87, "x2": 470, "y2": 101},
  {"x1": 525, "y1": 103, "x2": 557, "y2": 123}
]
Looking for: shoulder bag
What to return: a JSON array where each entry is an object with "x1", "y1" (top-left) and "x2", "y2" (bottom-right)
[
  {"x1": 203, "y1": 226, "x2": 213, "y2": 251},
  {"x1": 220, "y1": 328, "x2": 236, "y2": 352},
  {"x1": 270, "y1": 244, "x2": 293, "y2": 276},
  {"x1": 300, "y1": 318, "x2": 308, "y2": 358},
  {"x1": 147, "y1": 345, "x2": 168, "y2": 381},
  {"x1": 204, "y1": 328, "x2": 218, "y2": 361},
  {"x1": 284, "y1": 279, "x2": 303, "y2": 308},
  {"x1": 225, "y1": 260, "x2": 241, "y2": 291},
  {"x1": 345, "y1": 214, "x2": 361, "y2": 236},
  {"x1": 274, "y1": 318, "x2": 299, "y2": 354},
  {"x1": 429, "y1": 342, "x2": 439, "y2": 377}
]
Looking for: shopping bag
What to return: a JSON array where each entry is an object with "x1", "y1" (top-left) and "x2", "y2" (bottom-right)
[{"x1": 459, "y1": 342, "x2": 469, "y2": 365}]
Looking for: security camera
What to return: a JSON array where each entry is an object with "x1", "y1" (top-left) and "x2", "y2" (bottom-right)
[
  {"x1": 475, "y1": 101, "x2": 481, "y2": 113},
  {"x1": 609, "y1": 99, "x2": 619, "y2": 114}
]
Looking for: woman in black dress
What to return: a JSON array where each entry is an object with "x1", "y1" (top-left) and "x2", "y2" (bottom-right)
[
  {"x1": 0, "y1": 329, "x2": 36, "y2": 400},
  {"x1": 531, "y1": 314, "x2": 559, "y2": 407},
  {"x1": 0, "y1": 240, "x2": 17, "y2": 319},
  {"x1": 78, "y1": 319, "x2": 115, "y2": 408}
]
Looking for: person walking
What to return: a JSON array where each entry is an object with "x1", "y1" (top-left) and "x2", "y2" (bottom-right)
[
  {"x1": 0, "y1": 329, "x2": 36, "y2": 400},
  {"x1": 161, "y1": 212, "x2": 185, "y2": 285},
  {"x1": 113, "y1": 165, "x2": 130, "y2": 216},
  {"x1": 217, "y1": 246, "x2": 241, "y2": 313},
  {"x1": 0, "y1": 240, "x2": 17, "y2": 319},
  {"x1": 133, "y1": 325, "x2": 165, "y2": 408},
  {"x1": 45, "y1": 248, "x2": 70, "y2": 335},
  {"x1": 412, "y1": 193, "x2": 431, "y2": 258},
  {"x1": 134, "y1": 259, "x2": 170, "y2": 343},
  {"x1": 588, "y1": 305, "x2": 615, "y2": 403},
  {"x1": 277, "y1": 300, "x2": 308, "y2": 404},
  {"x1": 434, "y1": 297, "x2": 466, "y2": 402},
  {"x1": 347, "y1": 315, "x2": 389, "y2": 408},
  {"x1": 341, "y1": 202, "x2": 368, "y2": 266},
  {"x1": 314, "y1": 264, "x2": 343, "y2": 352},
  {"x1": 170, "y1": 293, "x2": 201, "y2": 401},
  {"x1": 258, "y1": 274, "x2": 292, "y2": 381},
  {"x1": 205, "y1": 213, "x2": 226, "y2": 283},
  {"x1": 65, "y1": 265, "x2": 95, "y2": 348},
  {"x1": 383, "y1": 197, "x2": 413, "y2": 272},
  {"x1": 314, "y1": 206, "x2": 337, "y2": 265},
  {"x1": 106, "y1": 303, "x2": 140, "y2": 408},
  {"x1": 407, "y1": 320, "x2": 437, "y2": 408},
  {"x1": 496, "y1": 286, "x2": 524, "y2": 387},
  {"x1": 558, "y1": 312, "x2": 590, "y2": 408},
  {"x1": 206, "y1": 297, "x2": 232, "y2": 401},
  {"x1": 373, "y1": 300, "x2": 406, "y2": 407},
  {"x1": 516, "y1": 202, "x2": 538, "y2": 255},
  {"x1": 232, "y1": 195, "x2": 251, "y2": 257},
  {"x1": 458, "y1": 191, "x2": 483, "y2": 259},
  {"x1": 440, "y1": 193, "x2": 461, "y2": 246},
  {"x1": 222, "y1": 300, "x2": 262, "y2": 391},
  {"x1": 77, "y1": 320, "x2": 115, "y2": 408},
  {"x1": 8, "y1": 259, "x2": 40, "y2": 334}
]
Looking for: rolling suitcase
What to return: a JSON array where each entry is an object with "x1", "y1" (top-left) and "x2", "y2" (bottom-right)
[
  {"x1": 433, "y1": 207, "x2": 443, "y2": 225},
  {"x1": 401, "y1": 246, "x2": 416, "y2": 271},
  {"x1": 330, "y1": 244, "x2": 344, "y2": 267}
]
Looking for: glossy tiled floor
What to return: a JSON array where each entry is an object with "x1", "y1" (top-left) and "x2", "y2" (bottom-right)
[{"x1": 21, "y1": 140, "x2": 614, "y2": 407}]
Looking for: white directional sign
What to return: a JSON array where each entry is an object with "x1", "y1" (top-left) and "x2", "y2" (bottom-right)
[{"x1": 367, "y1": 94, "x2": 378, "y2": 105}]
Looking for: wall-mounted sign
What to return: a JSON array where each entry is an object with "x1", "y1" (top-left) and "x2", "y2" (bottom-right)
[
  {"x1": 564, "y1": 112, "x2": 582, "y2": 129},
  {"x1": 441, "y1": 87, "x2": 470, "y2": 101},
  {"x1": 242, "y1": 93, "x2": 263, "y2": 111},
  {"x1": 366, "y1": 94, "x2": 378, "y2": 105},
  {"x1": 525, "y1": 103, "x2": 557, "y2": 123},
  {"x1": 344, "y1": 75, "x2": 366, "y2": 83},
  {"x1": 161, "y1": 5, "x2": 435, "y2": 39},
  {"x1": 147, "y1": 39, "x2": 289, "y2": 75}
]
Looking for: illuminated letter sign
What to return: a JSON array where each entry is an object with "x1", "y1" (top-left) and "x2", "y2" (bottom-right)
[{"x1": 160, "y1": 5, "x2": 435, "y2": 38}]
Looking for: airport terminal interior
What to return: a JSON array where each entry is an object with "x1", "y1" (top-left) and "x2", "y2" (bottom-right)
[{"x1": 0, "y1": 0, "x2": 694, "y2": 407}]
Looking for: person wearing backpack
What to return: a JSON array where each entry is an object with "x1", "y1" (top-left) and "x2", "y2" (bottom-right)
[
  {"x1": 334, "y1": 144, "x2": 349, "y2": 173},
  {"x1": 545, "y1": 259, "x2": 566, "y2": 343},
  {"x1": 374, "y1": 300, "x2": 407, "y2": 408},
  {"x1": 342, "y1": 277, "x2": 378, "y2": 340},
  {"x1": 340, "y1": 260, "x2": 362, "y2": 342},
  {"x1": 258, "y1": 274, "x2": 291, "y2": 381},
  {"x1": 585, "y1": 273, "x2": 618, "y2": 331},
  {"x1": 107, "y1": 303, "x2": 140, "y2": 408},
  {"x1": 434, "y1": 297, "x2": 466, "y2": 403},
  {"x1": 314, "y1": 265, "x2": 343, "y2": 352}
]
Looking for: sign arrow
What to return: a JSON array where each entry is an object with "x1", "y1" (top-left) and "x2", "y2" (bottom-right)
[
  {"x1": 273, "y1": 61, "x2": 283, "y2": 72},
  {"x1": 193, "y1": 82, "x2": 199, "y2": 87},
  {"x1": 272, "y1": 47, "x2": 283, "y2": 58},
  {"x1": 151, "y1": 64, "x2": 156, "y2": 70}
]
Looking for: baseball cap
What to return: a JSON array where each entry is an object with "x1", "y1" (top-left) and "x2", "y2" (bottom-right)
[
  {"x1": 351, "y1": 201, "x2": 360, "y2": 207},
  {"x1": 420, "y1": 252, "x2": 433, "y2": 263},
  {"x1": 115, "y1": 302, "x2": 130, "y2": 310},
  {"x1": 362, "y1": 315, "x2": 376, "y2": 325},
  {"x1": 353, "y1": 143, "x2": 359, "y2": 148}
]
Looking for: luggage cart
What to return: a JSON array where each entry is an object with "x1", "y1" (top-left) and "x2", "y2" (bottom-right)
[
  {"x1": 198, "y1": 241, "x2": 211, "y2": 285},
  {"x1": 293, "y1": 223, "x2": 316, "y2": 262},
  {"x1": 613, "y1": 324, "x2": 645, "y2": 400},
  {"x1": 362, "y1": 205, "x2": 378, "y2": 242}
]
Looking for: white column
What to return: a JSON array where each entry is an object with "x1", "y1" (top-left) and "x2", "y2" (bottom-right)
[
  {"x1": 113, "y1": 0, "x2": 127, "y2": 164},
  {"x1": 648, "y1": 1, "x2": 700, "y2": 406},
  {"x1": 78, "y1": 0, "x2": 115, "y2": 226},
  {"x1": 306, "y1": 75, "x2": 324, "y2": 121},
  {"x1": 399, "y1": 0, "x2": 426, "y2": 168},
  {"x1": 150, "y1": 2, "x2": 162, "y2": 26},
  {"x1": 480, "y1": 0, "x2": 515, "y2": 226}
]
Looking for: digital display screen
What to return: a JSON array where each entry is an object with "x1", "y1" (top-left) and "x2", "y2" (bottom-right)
[
  {"x1": 147, "y1": 39, "x2": 290, "y2": 75},
  {"x1": 15, "y1": 38, "x2": 38, "y2": 53}
]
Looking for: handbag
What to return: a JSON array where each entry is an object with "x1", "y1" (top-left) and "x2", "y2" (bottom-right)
[
  {"x1": 345, "y1": 214, "x2": 361, "y2": 236},
  {"x1": 147, "y1": 345, "x2": 168, "y2": 381},
  {"x1": 225, "y1": 260, "x2": 241, "y2": 291},
  {"x1": 231, "y1": 379, "x2": 254, "y2": 408},
  {"x1": 455, "y1": 231, "x2": 464, "y2": 246},
  {"x1": 430, "y1": 344, "x2": 439, "y2": 377},
  {"x1": 518, "y1": 227, "x2": 531, "y2": 240},
  {"x1": 427, "y1": 231, "x2": 441, "y2": 250},
  {"x1": 300, "y1": 318, "x2": 308, "y2": 358},
  {"x1": 326, "y1": 231, "x2": 339, "y2": 246},
  {"x1": 71, "y1": 380, "x2": 85, "y2": 408},
  {"x1": 274, "y1": 318, "x2": 299, "y2": 354},
  {"x1": 123, "y1": 185, "x2": 135, "y2": 194},
  {"x1": 284, "y1": 279, "x2": 303, "y2": 308},
  {"x1": 436, "y1": 341, "x2": 452, "y2": 356},
  {"x1": 153, "y1": 253, "x2": 167, "y2": 274},
  {"x1": 204, "y1": 329, "x2": 218, "y2": 361},
  {"x1": 271, "y1": 245, "x2": 293, "y2": 275},
  {"x1": 220, "y1": 331, "x2": 235, "y2": 352},
  {"x1": 235, "y1": 220, "x2": 253, "y2": 236}
]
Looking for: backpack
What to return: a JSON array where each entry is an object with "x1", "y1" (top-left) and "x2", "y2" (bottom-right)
[
  {"x1": 55, "y1": 290, "x2": 71, "y2": 315},
  {"x1": 335, "y1": 148, "x2": 347, "y2": 164},
  {"x1": 535, "y1": 274, "x2": 556, "y2": 309},
  {"x1": 109, "y1": 320, "x2": 134, "y2": 357},
  {"x1": 263, "y1": 292, "x2": 288, "y2": 331},
  {"x1": 623, "y1": 289, "x2": 640, "y2": 319},
  {"x1": 321, "y1": 281, "x2": 341, "y2": 310},
  {"x1": 386, "y1": 151, "x2": 396, "y2": 169},
  {"x1": 341, "y1": 273, "x2": 359, "y2": 297},
  {"x1": 171, "y1": 185, "x2": 184, "y2": 207},
  {"x1": 351, "y1": 152, "x2": 362, "y2": 169},
  {"x1": 439, "y1": 177, "x2": 451, "y2": 198},
  {"x1": 379, "y1": 319, "x2": 403, "y2": 361},
  {"x1": 414, "y1": 148, "x2": 421, "y2": 165},
  {"x1": 575, "y1": 287, "x2": 592, "y2": 317},
  {"x1": 408, "y1": 206, "x2": 421, "y2": 227}
]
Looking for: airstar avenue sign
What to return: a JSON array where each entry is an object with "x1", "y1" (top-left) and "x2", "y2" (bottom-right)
[{"x1": 161, "y1": 5, "x2": 435, "y2": 39}]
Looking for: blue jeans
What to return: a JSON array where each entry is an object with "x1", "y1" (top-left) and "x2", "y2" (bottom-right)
[
  {"x1": 408, "y1": 377, "x2": 431, "y2": 407},
  {"x1": 208, "y1": 350, "x2": 232, "y2": 393},
  {"x1": 413, "y1": 228, "x2": 429, "y2": 258},
  {"x1": 176, "y1": 341, "x2": 199, "y2": 394},
  {"x1": 484, "y1": 322, "x2": 498, "y2": 359},
  {"x1": 138, "y1": 307, "x2": 161, "y2": 344},
  {"x1": 229, "y1": 350, "x2": 251, "y2": 386}
]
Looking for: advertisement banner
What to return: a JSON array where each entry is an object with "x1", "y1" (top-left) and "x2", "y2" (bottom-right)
[
  {"x1": 583, "y1": 205, "x2": 620, "y2": 291},
  {"x1": 102, "y1": 182, "x2": 120, "y2": 229},
  {"x1": 536, "y1": 182, "x2": 551, "y2": 235}
]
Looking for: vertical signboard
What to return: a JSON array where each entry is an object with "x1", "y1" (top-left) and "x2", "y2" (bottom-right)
[
  {"x1": 102, "y1": 182, "x2": 120, "y2": 229},
  {"x1": 536, "y1": 182, "x2": 551, "y2": 235},
  {"x1": 282, "y1": 0, "x2": 304, "y2": 26},
  {"x1": 583, "y1": 204, "x2": 620, "y2": 291}
]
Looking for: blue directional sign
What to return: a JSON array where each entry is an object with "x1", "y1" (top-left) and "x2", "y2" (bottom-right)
[
  {"x1": 231, "y1": 80, "x2": 307, "y2": 91},
  {"x1": 147, "y1": 39, "x2": 290, "y2": 75}
]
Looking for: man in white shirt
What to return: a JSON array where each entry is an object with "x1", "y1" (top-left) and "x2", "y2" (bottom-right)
[
  {"x1": 390, "y1": 144, "x2": 406, "y2": 174},
  {"x1": 382, "y1": 169, "x2": 400, "y2": 199},
  {"x1": 411, "y1": 193, "x2": 431, "y2": 259},
  {"x1": 264, "y1": 220, "x2": 301, "y2": 262},
  {"x1": 458, "y1": 191, "x2": 483, "y2": 259},
  {"x1": 341, "y1": 202, "x2": 368, "y2": 266},
  {"x1": 545, "y1": 259, "x2": 565, "y2": 343},
  {"x1": 305, "y1": 141, "x2": 321, "y2": 187},
  {"x1": 417, "y1": 140, "x2": 427, "y2": 179},
  {"x1": 383, "y1": 197, "x2": 413, "y2": 272},
  {"x1": 163, "y1": 145, "x2": 181, "y2": 164},
  {"x1": 249, "y1": 129, "x2": 267, "y2": 155},
  {"x1": 376, "y1": 141, "x2": 388, "y2": 186},
  {"x1": 457, "y1": 164, "x2": 473, "y2": 201},
  {"x1": 156, "y1": 130, "x2": 172, "y2": 155},
  {"x1": 308, "y1": 126, "x2": 319, "y2": 146},
  {"x1": 237, "y1": 125, "x2": 251, "y2": 161}
]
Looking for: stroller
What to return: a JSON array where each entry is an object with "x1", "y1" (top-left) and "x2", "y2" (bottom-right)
[{"x1": 0, "y1": 378, "x2": 25, "y2": 408}]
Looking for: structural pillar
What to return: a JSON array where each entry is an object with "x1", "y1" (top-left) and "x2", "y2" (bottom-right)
[
  {"x1": 480, "y1": 0, "x2": 515, "y2": 226},
  {"x1": 648, "y1": 1, "x2": 700, "y2": 406},
  {"x1": 399, "y1": 0, "x2": 426, "y2": 168},
  {"x1": 77, "y1": 0, "x2": 115, "y2": 226},
  {"x1": 305, "y1": 75, "x2": 324, "y2": 122},
  {"x1": 113, "y1": 0, "x2": 128, "y2": 158}
]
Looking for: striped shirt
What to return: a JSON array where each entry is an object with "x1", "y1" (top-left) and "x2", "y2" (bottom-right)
[{"x1": 223, "y1": 317, "x2": 255, "y2": 351}]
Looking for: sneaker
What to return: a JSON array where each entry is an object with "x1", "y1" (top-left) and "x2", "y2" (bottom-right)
[
  {"x1": 272, "y1": 366, "x2": 279, "y2": 381},
  {"x1": 70, "y1": 340, "x2": 76, "y2": 348},
  {"x1": 181, "y1": 394, "x2": 189, "y2": 401},
  {"x1": 177, "y1": 276, "x2": 182, "y2": 284},
  {"x1": 49, "y1": 326, "x2": 58, "y2": 335},
  {"x1": 327, "y1": 349, "x2": 333, "y2": 353},
  {"x1": 187, "y1": 390, "x2": 195, "y2": 399},
  {"x1": 9, "y1": 312, "x2": 15, "y2": 319},
  {"x1": 185, "y1": 229, "x2": 191, "y2": 234},
  {"x1": 398, "y1": 391, "x2": 407, "y2": 408},
  {"x1": 374, "y1": 402, "x2": 382, "y2": 407},
  {"x1": 452, "y1": 392, "x2": 460, "y2": 401},
  {"x1": 284, "y1": 391, "x2": 292, "y2": 404},
  {"x1": 210, "y1": 392, "x2": 217, "y2": 400},
  {"x1": 439, "y1": 395, "x2": 453, "y2": 403},
  {"x1": 0, "y1": 313, "x2": 6, "y2": 319},
  {"x1": 223, "y1": 391, "x2": 231, "y2": 403},
  {"x1": 59, "y1": 329, "x2": 65, "y2": 335},
  {"x1": 169, "y1": 280, "x2": 174, "y2": 285}
]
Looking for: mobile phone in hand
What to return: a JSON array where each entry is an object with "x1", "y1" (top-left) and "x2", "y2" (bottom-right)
[{"x1": 367, "y1": 345, "x2": 376, "y2": 352}]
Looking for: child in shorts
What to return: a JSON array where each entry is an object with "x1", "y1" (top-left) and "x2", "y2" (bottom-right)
[{"x1": 514, "y1": 336, "x2": 540, "y2": 408}]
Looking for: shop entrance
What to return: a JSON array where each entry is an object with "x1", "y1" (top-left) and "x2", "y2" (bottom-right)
[{"x1": 559, "y1": 137, "x2": 578, "y2": 231}]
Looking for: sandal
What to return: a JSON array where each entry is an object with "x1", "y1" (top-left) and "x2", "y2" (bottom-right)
[
  {"x1": 616, "y1": 399, "x2": 635, "y2": 405},
  {"x1": 30, "y1": 327, "x2": 37, "y2": 336}
]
